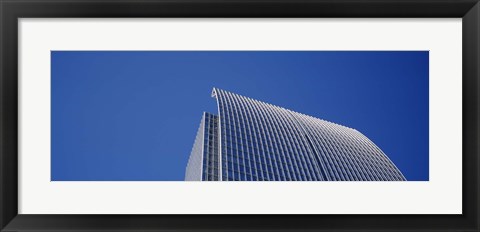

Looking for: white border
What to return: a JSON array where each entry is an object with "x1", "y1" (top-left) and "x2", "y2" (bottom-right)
[{"x1": 19, "y1": 18, "x2": 462, "y2": 214}]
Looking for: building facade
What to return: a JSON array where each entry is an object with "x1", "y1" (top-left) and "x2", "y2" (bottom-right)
[
  {"x1": 185, "y1": 112, "x2": 219, "y2": 181},
  {"x1": 185, "y1": 88, "x2": 406, "y2": 181}
]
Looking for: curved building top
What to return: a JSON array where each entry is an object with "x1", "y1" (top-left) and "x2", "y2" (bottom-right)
[{"x1": 210, "y1": 88, "x2": 406, "y2": 181}]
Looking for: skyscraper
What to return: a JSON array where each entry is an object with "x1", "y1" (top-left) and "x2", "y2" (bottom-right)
[{"x1": 185, "y1": 88, "x2": 406, "y2": 181}]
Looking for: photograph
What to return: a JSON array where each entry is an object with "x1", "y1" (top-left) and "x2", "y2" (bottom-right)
[
  {"x1": 2, "y1": 0, "x2": 478, "y2": 230},
  {"x1": 51, "y1": 51, "x2": 429, "y2": 181}
]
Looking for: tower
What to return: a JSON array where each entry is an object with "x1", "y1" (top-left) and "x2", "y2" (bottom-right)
[{"x1": 186, "y1": 88, "x2": 406, "y2": 181}]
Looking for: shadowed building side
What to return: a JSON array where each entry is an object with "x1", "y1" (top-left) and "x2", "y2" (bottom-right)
[
  {"x1": 186, "y1": 88, "x2": 406, "y2": 181},
  {"x1": 185, "y1": 112, "x2": 219, "y2": 181}
]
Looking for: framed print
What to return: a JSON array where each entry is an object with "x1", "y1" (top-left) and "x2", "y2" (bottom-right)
[{"x1": 1, "y1": 0, "x2": 479, "y2": 231}]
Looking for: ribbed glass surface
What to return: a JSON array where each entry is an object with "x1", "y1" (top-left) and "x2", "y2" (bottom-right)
[
  {"x1": 212, "y1": 88, "x2": 405, "y2": 181},
  {"x1": 202, "y1": 112, "x2": 220, "y2": 181},
  {"x1": 186, "y1": 88, "x2": 406, "y2": 181}
]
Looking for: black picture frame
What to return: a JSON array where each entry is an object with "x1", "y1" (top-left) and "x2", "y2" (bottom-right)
[{"x1": 1, "y1": 0, "x2": 479, "y2": 231}]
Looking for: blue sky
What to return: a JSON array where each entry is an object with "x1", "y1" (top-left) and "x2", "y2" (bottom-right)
[{"x1": 51, "y1": 51, "x2": 429, "y2": 181}]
